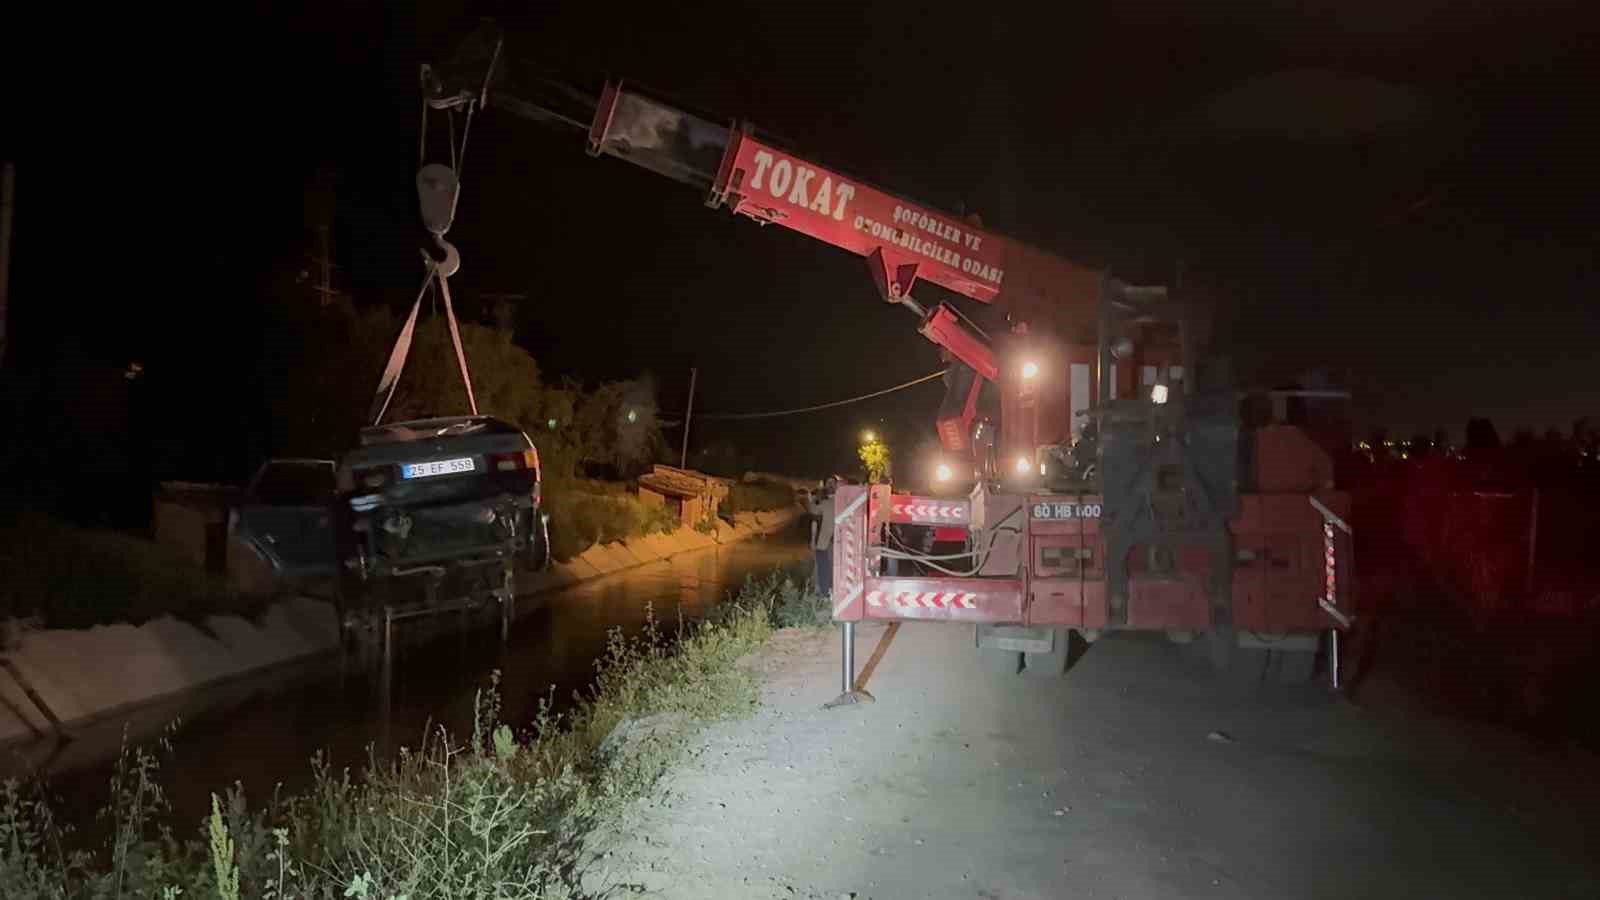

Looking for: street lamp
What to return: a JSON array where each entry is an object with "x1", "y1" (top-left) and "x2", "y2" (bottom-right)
[
  {"x1": 1021, "y1": 360, "x2": 1039, "y2": 380},
  {"x1": 861, "y1": 430, "x2": 876, "y2": 443}
]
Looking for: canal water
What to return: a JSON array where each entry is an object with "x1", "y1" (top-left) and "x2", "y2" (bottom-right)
[{"x1": 7, "y1": 532, "x2": 811, "y2": 829}]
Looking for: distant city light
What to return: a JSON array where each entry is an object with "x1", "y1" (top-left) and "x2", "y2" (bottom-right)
[
  {"x1": 626, "y1": 409, "x2": 638, "y2": 424},
  {"x1": 547, "y1": 418, "x2": 557, "y2": 430}
]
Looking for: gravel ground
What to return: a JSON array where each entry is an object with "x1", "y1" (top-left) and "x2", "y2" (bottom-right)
[{"x1": 583, "y1": 622, "x2": 1600, "y2": 899}]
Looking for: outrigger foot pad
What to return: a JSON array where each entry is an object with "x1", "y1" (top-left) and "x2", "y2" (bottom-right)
[{"x1": 823, "y1": 689, "x2": 875, "y2": 709}]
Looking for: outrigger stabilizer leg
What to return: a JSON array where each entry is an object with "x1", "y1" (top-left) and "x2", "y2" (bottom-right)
[{"x1": 824, "y1": 620, "x2": 874, "y2": 708}]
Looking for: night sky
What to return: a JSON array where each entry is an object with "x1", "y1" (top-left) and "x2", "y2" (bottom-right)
[{"x1": 5, "y1": 1, "x2": 1597, "y2": 478}]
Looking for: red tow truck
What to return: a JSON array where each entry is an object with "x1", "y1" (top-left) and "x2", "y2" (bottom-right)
[{"x1": 424, "y1": 26, "x2": 1357, "y2": 693}]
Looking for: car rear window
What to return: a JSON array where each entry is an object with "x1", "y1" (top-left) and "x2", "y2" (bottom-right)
[
  {"x1": 358, "y1": 417, "x2": 521, "y2": 446},
  {"x1": 252, "y1": 462, "x2": 334, "y2": 505}
]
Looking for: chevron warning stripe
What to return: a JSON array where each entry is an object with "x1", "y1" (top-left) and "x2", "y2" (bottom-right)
[
  {"x1": 886, "y1": 496, "x2": 971, "y2": 526},
  {"x1": 866, "y1": 590, "x2": 978, "y2": 610}
]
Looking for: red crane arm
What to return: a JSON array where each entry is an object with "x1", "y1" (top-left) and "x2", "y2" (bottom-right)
[
  {"x1": 447, "y1": 59, "x2": 1105, "y2": 452},
  {"x1": 706, "y1": 131, "x2": 1008, "y2": 305},
  {"x1": 582, "y1": 82, "x2": 1102, "y2": 340}
]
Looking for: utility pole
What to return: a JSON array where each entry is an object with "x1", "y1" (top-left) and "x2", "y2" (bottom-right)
[
  {"x1": 0, "y1": 162, "x2": 14, "y2": 367},
  {"x1": 680, "y1": 367, "x2": 697, "y2": 469},
  {"x1": 314, "y1": 223, "x2": 333, "y2": 307},
  {"x1": 305, "y1": 168, "x2": 339, "y2": 307}
]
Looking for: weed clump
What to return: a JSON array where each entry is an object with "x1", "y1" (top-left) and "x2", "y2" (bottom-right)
[
  {"x1": 0, "y1": 566, "x2": 815, "y2": 898},
  {"x1": 542, "y1": 486, "x2": 679, "y2": 562}
]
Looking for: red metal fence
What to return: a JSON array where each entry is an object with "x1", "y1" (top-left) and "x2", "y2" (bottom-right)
[{"x1": 1355, "y1": 457, "x2": 1600, "y2": 626}]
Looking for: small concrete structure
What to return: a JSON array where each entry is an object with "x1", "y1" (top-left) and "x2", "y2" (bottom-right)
[
  {"x1": 152, "y1": 481, "x2": 237, "y2": 573},
  {"x1": 637, "y1": 465, "x2": 733, "y2": 529}
]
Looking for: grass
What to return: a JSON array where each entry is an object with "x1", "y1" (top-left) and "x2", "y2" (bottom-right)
[
  {"x1": 542, "y1": 481, "x2": 679, "y2": 563},
  {"x1": 720, "y1": 480, "x2": 797, "y2": 516},
  {"x1": 0, "y1": 513, "x2": 248, "y2": 630},
  {"x1": 0, "y1": 566, "x2": 827, "y2": 899}
]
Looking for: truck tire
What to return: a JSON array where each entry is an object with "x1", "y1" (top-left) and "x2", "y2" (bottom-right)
[
  {"x1": 1022, "y1": 628, "x2": 1075, "y2": 678},
  {"x1": 1205, "y1": 625, "x2": 1237, "y2": 674},
  {"x1": 980, "y1": 647, "x2": 1024, "y2": 675},
  {"x1": 1267, "y1": 649, "x2": 1317, "y2": 684}
]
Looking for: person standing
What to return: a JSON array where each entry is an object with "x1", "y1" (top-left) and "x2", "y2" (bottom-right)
[{"x1": 808, "y1": 478, "x2": 837, "y2": 596}]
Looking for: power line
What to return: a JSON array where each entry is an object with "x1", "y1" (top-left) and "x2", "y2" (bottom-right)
[{"x1": 660, "y1": 370, "x2": 946, "y2": 421}]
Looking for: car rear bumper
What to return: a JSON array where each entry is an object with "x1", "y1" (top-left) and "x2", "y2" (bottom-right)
[{"x1": 347, "y1": 492, "x2": 539, "y2": 578}]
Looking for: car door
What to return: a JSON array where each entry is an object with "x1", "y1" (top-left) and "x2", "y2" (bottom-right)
[{"x1": 231, "y1": 459, "x2": 338, "y2": 577}]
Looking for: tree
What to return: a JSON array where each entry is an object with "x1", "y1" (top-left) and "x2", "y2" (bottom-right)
[
  {"x1": 258, "y1": 295, "x2": 664, "y2": 484},
  {"x1": 377, "y1": 316, "x2": 600, "y2": 480},
  {"x1": 259, "y1": 298, "x2": 391, "y2": 459},
  {"x1": 858, "y1": 437, "x2": 890, "y2": 483},
  {"x1": 570, "y1": 376, "x2": 664, "y2": 477},
  {"x1": 1465, "y1": 417, "x2": 1501, "y2": 452}
]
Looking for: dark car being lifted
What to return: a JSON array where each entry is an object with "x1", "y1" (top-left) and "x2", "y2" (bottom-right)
[
  {"x1": 339, "y1": 415, "x2": 548, "y2": 607},
  {"x1": 232, "y1": 415, "x2": 548, "y2": 622}
]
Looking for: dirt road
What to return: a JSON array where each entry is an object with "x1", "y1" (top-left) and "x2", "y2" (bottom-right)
[{"x1": 585, "y1": 622, "x2": 1600, "y2": 899}]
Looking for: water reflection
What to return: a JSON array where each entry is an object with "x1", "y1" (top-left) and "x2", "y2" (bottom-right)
[{"x1": 7, "y1": 533, "x2": 808, "y2": 827}]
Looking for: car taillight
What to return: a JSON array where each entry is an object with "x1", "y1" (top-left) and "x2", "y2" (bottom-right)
[{"x1": 490, "y1": 449, "x2": 539, "y2": 474}]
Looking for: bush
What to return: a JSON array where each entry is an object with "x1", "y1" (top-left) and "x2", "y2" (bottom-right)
[
  {"x1": 720, "y1": 480, "x2": 796, "y2": 516},
  {"x1": 543, "y1": 483, "x2": 679, "y2": 562},
  {"x1": 0, "y1": 513, "x2": 247, "y2": 629},
  {"x1": 760, "y1": 567, "x2": 832, "y2": 629},
  {"x1": 0, "y1": 568, "x2": 805, "y2": 898}
]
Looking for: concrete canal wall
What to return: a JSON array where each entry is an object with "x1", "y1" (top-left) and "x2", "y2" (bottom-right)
[{"x1": 0, "y1": 508, "x2": 802, "y2": 746}]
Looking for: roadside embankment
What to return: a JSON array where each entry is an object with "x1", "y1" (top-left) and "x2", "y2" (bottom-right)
[
  {"x1": 0, "y1": 565, "x2": 825, "y2": 899},
  {"x1": 524, "y1": 507, "x2": 802, "y2": 591},
  {"x1": 0, "y1": 507, "x2": 802, "y2": 747}
]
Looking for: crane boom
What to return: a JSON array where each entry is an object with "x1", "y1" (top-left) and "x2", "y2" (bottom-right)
[
  {"x1": 579, "y1": 81, "x2": 1102, "y2": 335},
  {"x1": 425, "y1": 34, "x2": 1106, "y2": 453}
]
